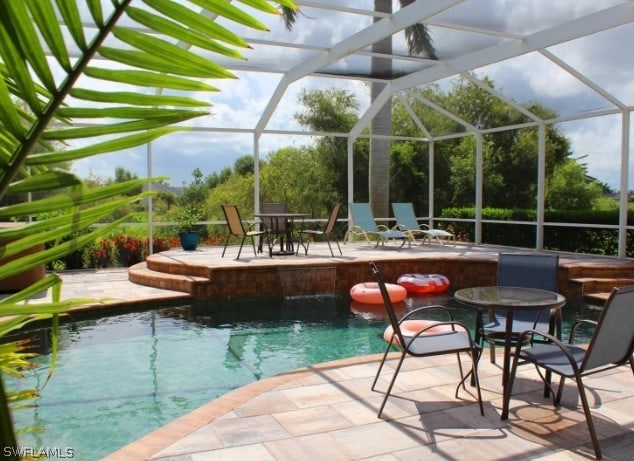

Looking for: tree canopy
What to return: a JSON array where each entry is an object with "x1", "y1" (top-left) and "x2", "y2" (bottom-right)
[{"x1": 196, "y1": 77, "x2": 603, "y2": 224}]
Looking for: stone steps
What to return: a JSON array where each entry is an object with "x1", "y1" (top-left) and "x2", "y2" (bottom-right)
[
  {"x1": 128, "y1": 262, "x2": 209, "y2": 297},
  {"x1": 568, "y1": 274, "x2": 634, "y2": 307}
]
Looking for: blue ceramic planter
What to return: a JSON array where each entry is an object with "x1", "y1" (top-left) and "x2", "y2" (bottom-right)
[{"x1": 179, "y1": 231, "x2": 199, "y2": 251}]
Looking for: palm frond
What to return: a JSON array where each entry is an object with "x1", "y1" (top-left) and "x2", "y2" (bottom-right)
[{"x1": 0, "y1": 0, "x2": 296, "y2": 451}]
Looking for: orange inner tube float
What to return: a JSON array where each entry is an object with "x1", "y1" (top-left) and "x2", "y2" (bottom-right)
[
  {"x1": 349, "y1": 282, "x2": 407, "y2": 304},
  {"x1": 383, "y1": 320, "x2": 466, "y2": 346},
  {"x1": 397, "y1": 273, "x2": 450, "y2": 294}
]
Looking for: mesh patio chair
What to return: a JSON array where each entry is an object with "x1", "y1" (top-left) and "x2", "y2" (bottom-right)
[
  {"x1": 260, "y1": 202, "x2": 294, "y2": 254},
  {"x1": 296, "y1": 203, "x2": 342, "y2": 257},
  {"x1": 221, "y1": 204, "x2": 268, "y2": 260},
  {"x1": 502, "y1": 284, "x2": 634, "y2": 459},
  {"x1": 344, "y1": 202, "x2": 406, "y2": 247},
  {"x1": 392, "y1": 202, "x2": 455, "y2": 246},
  {"x1": 369, "y1": 261, "x2": 484, "y2": 418},
  {"x1": 482, "y1": 253, "x2": 560, "y2": 363}
]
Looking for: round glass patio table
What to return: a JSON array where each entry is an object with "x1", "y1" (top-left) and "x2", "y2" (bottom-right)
[{"x1": 454, "y1": 286, "x2": 566, "y2": 397}]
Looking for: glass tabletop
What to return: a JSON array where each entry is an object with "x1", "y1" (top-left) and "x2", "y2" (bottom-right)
[{"x1": 454, "y1": 286, "x2": 566, "y2": 310}]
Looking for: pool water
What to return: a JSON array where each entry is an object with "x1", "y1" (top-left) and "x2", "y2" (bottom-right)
[{"x1": 5, "y1": 294, "x2": 596, "y2": 460}]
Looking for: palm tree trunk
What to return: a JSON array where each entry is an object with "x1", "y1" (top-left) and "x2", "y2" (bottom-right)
[{"x1": 369, "y1": 0, "x2": 393, "y2": 220}]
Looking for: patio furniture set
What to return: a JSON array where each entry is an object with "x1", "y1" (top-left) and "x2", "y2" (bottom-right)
[
  {"x1": 220, "y1": 203, "x2": 342, "y2": 260},
  {"x1": 219, "y1": 203, "x2": 631, "y2": 458},
  {"x1": 220, "y1": 202, "x2": 455, "y2": 260},
  {"x1": 371, "y1": 254, "x2": 634, "y2": 460}
]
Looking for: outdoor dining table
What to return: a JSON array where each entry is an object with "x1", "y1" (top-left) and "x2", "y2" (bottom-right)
[
  {"x1": 454, "y1": 286, "x2": 566, "y2": 409},
  {"x1": 254, "y1": 212, "x2": 309, "y2": 256}
]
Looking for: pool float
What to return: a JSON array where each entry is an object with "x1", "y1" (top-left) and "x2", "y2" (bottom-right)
[
  {"x1": 397, "y1": 273, "x2": 450, "y2": 294},
  {"x1": 349, "y1": 282, "x2": 407, "y2": 304},
  {"x1": 383, "y1": 320, "x2": 465, "y2": 346}
]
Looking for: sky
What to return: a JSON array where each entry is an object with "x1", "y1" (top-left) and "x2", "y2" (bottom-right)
[{"x1": 67, "y1": 0, "x2": 634, "y2": 192}]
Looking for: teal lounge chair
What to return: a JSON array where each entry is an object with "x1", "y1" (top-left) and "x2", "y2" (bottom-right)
[
  {"x1": 392, "y1": 202, "x2": 455, "y2": 246},
  {"x1": 345, "y1": 203, "x2": 406, "y2": 247}
]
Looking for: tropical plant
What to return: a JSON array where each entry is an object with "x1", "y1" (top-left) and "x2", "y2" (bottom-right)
[
  {"x1": 0, "y1": 0, "x2": 296, "y2": 457},
  {"x1": 282, "y1": 1, "x2": 436, "y2": 218},
  {"x1": 173, "y1": 168, "x2": 207, "y2": 232}
]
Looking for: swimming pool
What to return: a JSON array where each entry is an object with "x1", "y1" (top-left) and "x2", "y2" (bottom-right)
[{"x1": 5, "y1": 293, "x2": 596, "y2": 460}]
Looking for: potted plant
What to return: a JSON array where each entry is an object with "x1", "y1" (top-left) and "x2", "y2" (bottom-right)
[
  {"x1": 175, "y1": 205, "x2": 203, "y2": 251},
  {"x1": 173, "y1": 168, "x2": 209, "y2": 251}
]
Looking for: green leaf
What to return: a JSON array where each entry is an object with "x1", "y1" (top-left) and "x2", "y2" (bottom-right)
[
  {"x1": 0, "y1": 302, "x2": 80, "y2": 318},
  {"x1": 98, "y1": 46, "x2": 236, "y2": 79},
  {"x1": 54, "y1": 0, "x2": 87, "y2": 50},
  {"x1": 0, "y1": 216, "x2": 128, "y2": 280},
  {"x1": 43, "y1": 112, "x2": 208, "y2": 140},
  {"x1": 0, "y1": 17, "x2": 41, "y2": 116},
  {"x1": 126, "y1": 7, "x2": 245, "y2": 60},
  {"x1": 142, "y1": 0, "x2": 249, "y2": 48},
  {"x1": 236, "y1": 0, "x2": 280, "y2": 15},
  {"x1": 188, "y1": 0, "x2": 269, "y2": 30},
  {"x1": 2, "y1": 1, "x2": 57, "y2": 93},
  {"x1": 0, "y1": 375, "x2": 18, "y2": 461},
  {"x1": 83, "y1": 68, "x2": 218, "y2": 92},
  {"x1": 0, "y1": 274, "x2": 61, "y2": 305},
  {"x1": 27, "y1": 128, "x2": 180, "y2": 165},
  {"x1": 8, "y1": 169, "x2": 82, "y2": 193},
  {"x1": 0, "y1": 78, "x2": 25, "y2": 138},
  {"x1": 112, "y1": 27, "x2": 239, "y2": 77},
  {"x1": 69, "y1": 88, "x2": 211, "y2": 107},
  {"x1": 269, "y1": 0, "x2": 297, "y2": 9},
  {"x1": 57, "y1": 106, "x2": 209, "y2": 119},
  {"x1": 0, "y1": 192, "x2": 156, "y2": 243},
  {"x1": 26, "y1": 0, "x2": 71, "y2": 71},
  {"x1": 86, "y1": 0, "x2": 104, "y2": 27},
  {"x1": 0, "y1": 179, "x2": 157, "y2": 218}
]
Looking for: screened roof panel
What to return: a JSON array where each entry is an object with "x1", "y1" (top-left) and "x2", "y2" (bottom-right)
[
  {"x1": 470, "y1": 52, "x2": 618, "y2": 119},
  {"x1": 429, "y1": 0, "x2": 625, "y2": 36},
  {"x1": 57, "y1": 0, "x2": 634, "y2": 192}
]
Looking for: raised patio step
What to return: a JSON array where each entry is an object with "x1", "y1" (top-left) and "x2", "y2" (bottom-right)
[
  {"x1": 584, "y1": 291, "x2": 610, "y2": 306},
  {"x1": 569, "y1": 276, "x2": 634, "y2": 295},
  {"x1": 129, "y1": 262, "x2": 209, "y2": 296}
]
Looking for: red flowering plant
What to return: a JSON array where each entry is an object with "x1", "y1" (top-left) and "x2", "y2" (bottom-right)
[{"x1": 80, "y1": 235, "x2": 180, "y2": 268}]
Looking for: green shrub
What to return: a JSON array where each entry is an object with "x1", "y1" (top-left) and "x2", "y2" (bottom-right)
[{"x1": 441, "y1": 207, "x2": 634, "y2": 256}]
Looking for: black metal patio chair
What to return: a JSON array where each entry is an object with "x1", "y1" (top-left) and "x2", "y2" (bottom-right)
[
  {"x1": 369, "y1": 261, "x2": 484, "y2": 418},
  {"x1": 482, "y1": 253, "x2": 560, "y2": 363},
  {"x1": 502, "y1": 284, "x2": 634, "y2": 459}
]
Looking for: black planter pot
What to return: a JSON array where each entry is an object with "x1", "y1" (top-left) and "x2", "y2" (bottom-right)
[{"x1": 179, "y1": 231, "x2": 199, "y2": 251}]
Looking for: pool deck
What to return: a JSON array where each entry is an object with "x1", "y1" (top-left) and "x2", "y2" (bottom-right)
[{"x1": 20, "y1": 243, "x2": 634, "y2": 460}]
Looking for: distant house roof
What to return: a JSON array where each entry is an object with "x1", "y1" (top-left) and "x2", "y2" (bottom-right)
[{"x1": 146, "y1": 183, "x2": 184, "y2": 196}]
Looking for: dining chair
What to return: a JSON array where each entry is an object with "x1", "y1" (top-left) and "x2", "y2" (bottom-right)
[
  {"x1": 220, "y1": 204, "x2": 268, "y2": 259},
  {"x1": 483, "y1": 253, "x2": 559, "y2": 363},
  {"x1": 369, "y1": 261, "x2": 484, "y2": 418},
  {"x1": 261, "y1": 202, "x2": 294, "y2": 253},
  {"x1": 503, "y1": 284, "x2": 634, "y2": 459},
  {"x1": 296, "y1": 203, "x2": 342, "y2": 257}
]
